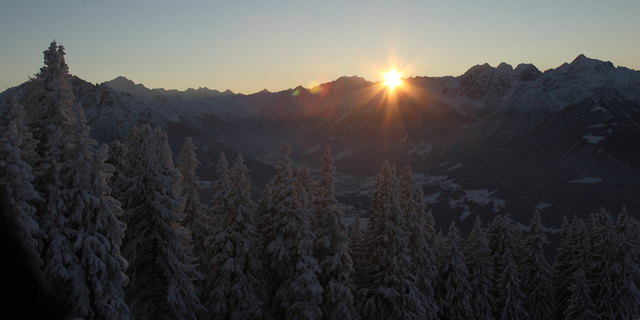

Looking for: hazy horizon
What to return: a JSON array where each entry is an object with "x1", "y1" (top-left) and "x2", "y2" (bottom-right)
[
  {"x1": 85, "y1": 53, "x2": 630, "y2": 95},
  {"x1": 2, "y1": 0, "x2": 639, "y2": 94}
]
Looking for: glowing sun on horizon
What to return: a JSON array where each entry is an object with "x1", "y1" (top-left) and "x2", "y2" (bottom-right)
[{"x1": 382, "y1": 69, "x2": 403, "y2": 90}]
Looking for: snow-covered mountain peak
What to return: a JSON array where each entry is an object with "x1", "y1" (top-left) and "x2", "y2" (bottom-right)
[
  {"x1": 104, "y1": 76, "x2": 234, "y2": 100},
  {"x1": 572, "y1": 53, "x2": 588, "y2": 62},
  {"x1": 330, "y1": 76, "x2": 371, "y2": 90},
  {"x1": 513, "y1": 63, "x2": 541, "y2": 81},
  {"x1": 184, "y1": 87, "x2": 223, "y2": 96},
  {"x1": 104, "y1": 76, "x2": 149, "y2": 94},
  {"x1": 254, "y1": 89, "x2": 272, "y2": 95},
  {"x1": 109, "y1": 75, "x2": 136, "y2": 86},
  {"x1": 496, "y1": 62, "x2": 513, "y2": 73},
  {"x1": 563, "y1": 54, "x2": 615, "y2": 73},
  {"x1": 461, "y1": 63, "x2": 494, "y2": 79}
]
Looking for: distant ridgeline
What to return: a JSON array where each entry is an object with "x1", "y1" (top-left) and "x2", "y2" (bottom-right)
[{"x1": 1, "y1": 42, "x2": 639, "y2": 319}]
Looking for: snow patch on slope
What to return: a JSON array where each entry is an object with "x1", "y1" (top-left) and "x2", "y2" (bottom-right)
[
  {"x1": 583, "y1": 134, "x2": 604, "y2": 144},
  {"x1": 407, "y1": 140, "x2": 434, "y2": 157},
  {"x1": 450, "y1": 189, "x2": 506, "y2": 220},
  {"x1": 334, "y1": 148, "x2": 354, "y2": 160},
  {"x1": 535, "y1": 202, "x2": 552, "y2": 210},
  {"x1": 591, "y1": 106, "x2": 609, "y2": 113},
  {"x1": 302, "y1": 143, "x2": 322, "y2": 156},
  {"x1": 424, "y1": 192, "x2": 441, "y2": 204},
  {"x1": 569, "y1": 177, "x2": 603, "y2": 183}
]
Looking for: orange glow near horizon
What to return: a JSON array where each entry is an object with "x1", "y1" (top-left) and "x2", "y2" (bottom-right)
[
  {"x1": 374, "y1": 64, "x2": 430, "y2": 134},
  {"x1": 382, "y1": 69, "x2": 403, "y2": 91}
]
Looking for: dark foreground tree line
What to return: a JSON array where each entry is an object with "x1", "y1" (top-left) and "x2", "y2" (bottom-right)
[{"x1": 1, "y1": 42, "x2": 639, "y2": 320}]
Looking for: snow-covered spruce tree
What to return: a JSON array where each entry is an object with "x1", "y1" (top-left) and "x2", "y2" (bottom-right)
[
  {"x1": 176, "y1": 137, "x2": 210, "y2": 296},
  {"x1": 398, "y1": 166, "x2": 438, "y2": 320},
  {"x1": 208, "y1": 152, "x2": 231, "y2": 231},
  {"x1": 349, "y1": 214, "x2": 367, "y2": 292},
  {"x1": 520, "y1": 211, "x2": 552, "y2": 320},
  {"x1": 495, "y1": 246, "x2": 528, "y2": 320},
  {"x1": 27, "y1": 43, "x2": 79, "y2": 305},
  {"x1": 439, "y1": 222, "x2": 473, "y2": 320},
  {"x1": 120, "y1": 125, "x2": 202, "y2": 320},
  {"x1": 563, "y1": 268, "x2": 597, "y2": 320},
  {"x1": 464, "y1": 216, "x2": 495, "y2": 320},
  {"x1": 551, "y1": 216, "x2": 596, "y2": 320},
  {"x1": 359, "y1": 161, "x2": 426, "y2": 320},
  {"x1": 628, "y1": 213, "x2": 640, "y2": 316},
  {"x1": 204, "y1": 153, "x2": 268, "y2": 319},
  {"x1": 24, "y1": 42, "x2": 131, "y2": 319},
  {"x1": 57, "y1": 107, "x2": 131, "y2": 320},
  {"x1": 551, "y1": 216, "x2": 576, "y2": 320},
  {"x1": 200, "y1": 151, "x2": 232, "y2": 316},
  {"x1": 296, "y1": 164, "x2": 316, "y2": 213},
  {"x1": 311, "y1": 147, "x2": 357, "y2": 320},
  {"x1": 106, "y1": 140, "x2": 129, "y2": 209},
  {"x1": 554, "y1": 214, "x2": 613, "y2": 320},
  {"x1": 488, "y1": 215, "x2": 528, "y2": 320},
  {"x1": 582, "y1": 209, "x2": 610, "y2": 315},
  {"x1": 591, "y1": 210, "x2": 640, "y2": 319},
  {"x1": 0, "y1": 95, "x2": 44, "y2": 272},
  {"x1": 431, "y1": 228, "x2": 447, "y2": 318},
  {"x1": 260, "y1": 144, "x2": 323, "y2": 320},
  {"x1": 24, "y1": 41, "x2": 75, "y2": 161}
]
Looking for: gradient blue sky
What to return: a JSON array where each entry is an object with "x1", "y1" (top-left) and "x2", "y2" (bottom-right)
[{"x1": 1, "y1": 0, "x2": 638, "y2": 94}]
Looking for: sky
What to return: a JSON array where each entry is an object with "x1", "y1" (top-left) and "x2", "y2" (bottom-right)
[{"x1": 1, "y1": 0, "x2": 639, "y2": 94}]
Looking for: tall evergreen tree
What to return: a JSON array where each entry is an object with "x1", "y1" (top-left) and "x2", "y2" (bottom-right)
[
  {"x1": 202, "y1": 151, "x2": 232, "y2": 310},
  {"x1": 495, "y1": 247, "x2": 527, "y2": 320},
  {"x1": 439, "y1": 222, "x2": 473, "y2": 320},
  {"x1": 261, "y1": 144, "x2": 323, "y2": 320},
  {"x1": 120, "y1": 125, "x2": 202, "y2": 320},
  {"x1": 208, "y1": 152, "x2": 230, "y2": 230},
  {"x1": 312, "y1": 147, "x2": 357, "y2": 320},
  {"x1": 464, "y1": 216, "x2": 495, "y2": 320},
  {"x1": 296, "y1": 164, "x2": 316, "y2": 214},
  {"x1": 204, "y1": 154, "x2": 268, "y2": 319},
  {"x1": 488, "y1": 215, "x2": 527, "y2": 320},
  {"x1": 398, "y1": 166, "x2": 438, "y2": 320},
  {"x1": 55, "y1": 105, "x2": 131, "y2": 319},
  {"x1": 552, "y1": 216, "x2": 577, "y2": 320},
  {"x1": 27, "y1": 43, "x2": 79, "y2": 308},
  {"x1": 106, "y1": 140, "x2": 129, "y2": 213},
  {"x1": 349, "y1": 214, "x2": 367, "y2": 291},
  {"x1": 24, "y1": 41, "x2": 75, "y2": 160},
  {"x1": 348, "y1": 215, "x2": 364, "y2": 250},
  {"x1": 0, "y1": 95, "x2": 42, "y2": 254},
  {"x1": 25, "y1": 42, "x2": 131, "y2": 319},
  {"x1": 431, "y1": 225, "x2": 447, "y2": 315},
  {"x1": 176, "y1": 137, "x2": 210, "y2": 296},
  {"x1": 591, "y1": 210, "x2": 640, "y2": 319},
  {"x1": 0, "y1": 95, "x2": 43, "y2": 272},
  {"x1": 520, "y1": 211, "x2": 553, "y2": 320},
  {"x1": 359, "y1": 161, "x2": 426, "y2": 320},
  {"x1": 563, "y1": 268, "x2": 597, "y2": 320}
]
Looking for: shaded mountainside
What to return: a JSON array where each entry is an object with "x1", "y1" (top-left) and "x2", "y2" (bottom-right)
[
  {"x1": 97, "y1": 55, "x2": 640, "y2": 230},
  {"x1": 450, "y1": 96, "x2": 640, "y2": 228},
  {"x1": 4, "y1": 54, "x2": 640, "y2": 230},
  {"x1": 2, "y1": 77, "x2": 276, "y2": 199}
]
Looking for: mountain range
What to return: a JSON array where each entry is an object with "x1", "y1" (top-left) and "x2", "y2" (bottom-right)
[{"x1": 4, "y1": 54, "x2": 640, "y2": 231}]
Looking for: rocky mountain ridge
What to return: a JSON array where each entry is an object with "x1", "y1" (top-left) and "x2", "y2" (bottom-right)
[{"x1": 4, "y1": 54, "x2": 639, "y2": 230}]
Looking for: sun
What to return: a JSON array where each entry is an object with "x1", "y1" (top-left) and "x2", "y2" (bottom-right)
[{"x1": 382, "y1": 69, "x2": 403, "y2": 90}]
